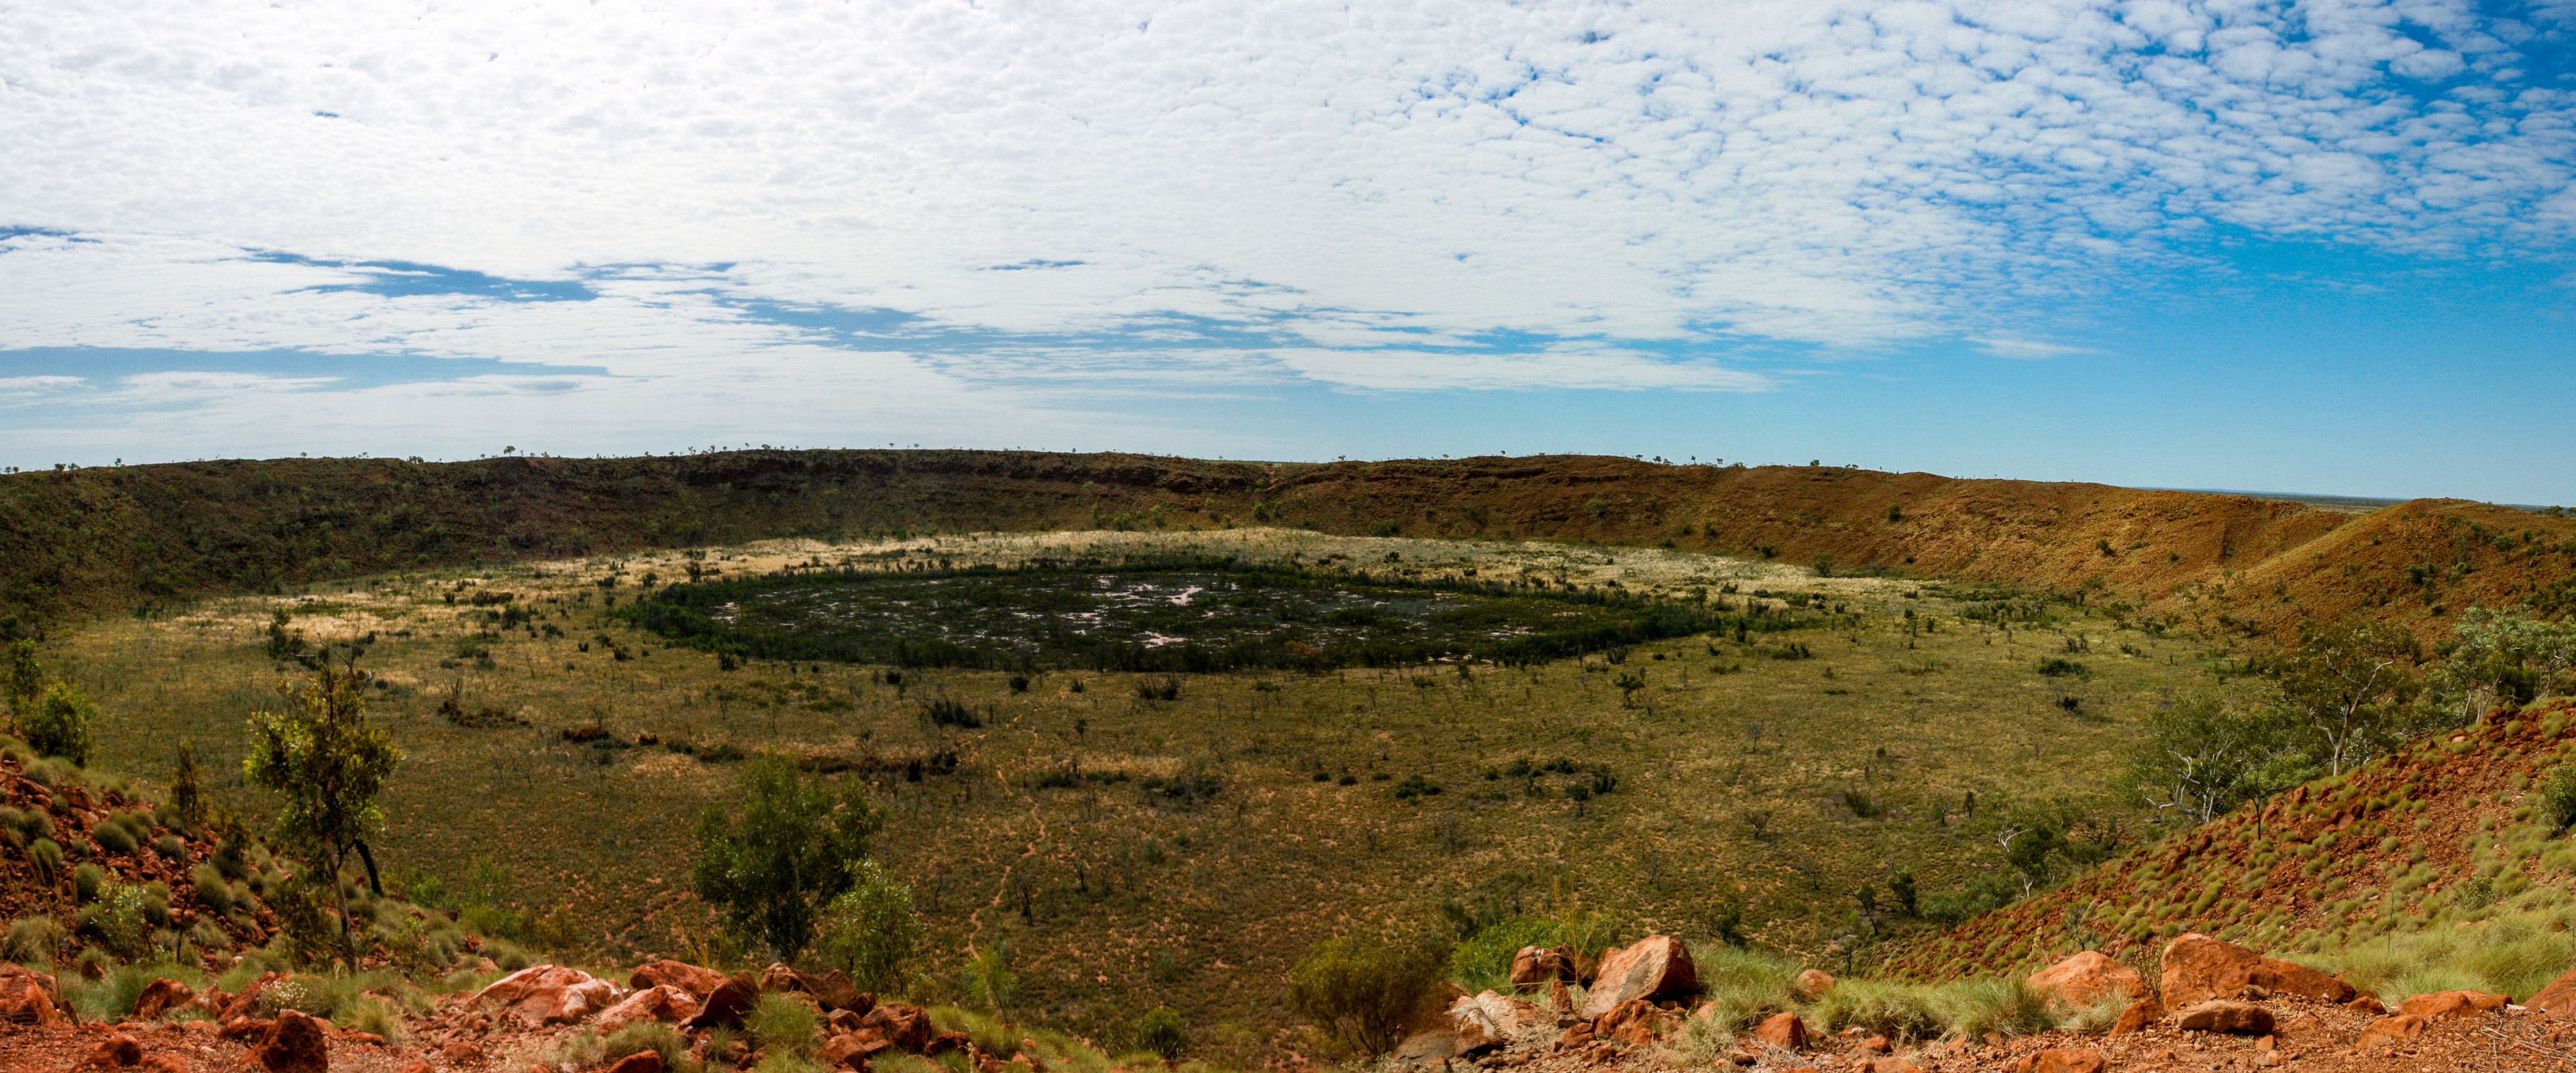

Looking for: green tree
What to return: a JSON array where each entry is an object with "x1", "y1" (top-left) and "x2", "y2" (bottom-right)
[
  {"x1": 243, "y1": 665, "x2": 402, "y2": 966},
  {"x1": 691, "y1": 755, "x2": 883, "y2": 962},
  {"x1": 810, "y1": 858, "x2": 926, "y2": 995},
  {"x1": 23, "y1": 681, "x2": 96, "y2": 765},
  {"x1": 2, "y1": 640, "x2": 42, "y2": 725},
  {"x1": 2443, "y1": 608, "x2": 2576, "y2": 716},
  {"x1": 2269, "y1": 618, "x2": 2426, "y2": 776},
  {"x1": 960, "y1": 940, "x2": 1018, "y2": 1012},
  {"x1": 170, "y1": 742, "x2": 207, "y2": 828},
  {"x1": 2115, "y1": 695, "x2": 2317, "y2": 826},
  {"x1": 1286, "y1": 928, "x2": 1450, "y2": 1055}
]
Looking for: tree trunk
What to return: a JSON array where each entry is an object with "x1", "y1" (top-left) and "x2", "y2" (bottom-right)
[
  {"x1": 354, "y1": 840, "x2": 384, "y2": 897},
  {"x1": 328, "y1": 842, "x2": 360, "y2": 968}
]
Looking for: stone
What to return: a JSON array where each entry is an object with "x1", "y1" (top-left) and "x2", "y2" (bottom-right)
[
  {"x1": 0, "y1": 964, "x2": 63, "y2": 1027},
  {"x1": 131, "y1": 978, "x2": 195, "y2": 1021},
  {"x1": 1592, "y1": 998, "x2": 1667, "y2": 1046},
  {"x1": 1751, "y1": 1011, "x2": 1808, "y2": 1051},
  {"x1": 344, "y1": 1033, "x2": 387, "y2": 1048},
  {"x1": 1857, "y1": 1058, "x2": 1921, "y2": 1073},
  {"x1": 74, "y1": 1034, "x2": 144, "y2": 1070},
  {"x1": 2008, "y1": 1050, "x2": 2107, "y2": 1073},
  {"x1": 682, "y1": 978, "x2": 760, "y2": 1031},
  {"x1": 219, "y1": 1017, "x2": 274, "y2": 1043},
  {"x1": 2110, "y1": 997, "x2": 2163, "y2": 1035},
  {"x1": 924, "y1": 1030, "x2": 975, "y2": 1056},
  {"x1": 2398, "y1": 989, "x2": 2510, "y2": 1019},
  {"x1": 1509, "y1": 946, "x2": 1578, "y2": 987},
  {"x1": 473, "y1": 964, "x2": 616, "y2": 1025},
  {"x1": 1576, "y1": 935, "x2": 1697, "y2": 1021},
  {"x1": 859, "y1": 1002, "x2": 934, "y2": 1053},
  {"x1": 821, "y1": 1031, "x2": 893, "y2": 1070},
  {"x1": 2171, "y1": 999, "x2": 2274, "y2": 1035},
  {"x1": 1448, "y1": 990, "x2": 1546, "y2": 1052},
  {"x1": 1556, "y1": 1021, "x2": 1594, "y2": 1050},
  {"x1": 2357, "y1": 1013, "x2": 2428, "y2": 1048},
  {"x1": 2160, "y1": 933, "x2": 2356, "y2": 1008},
  {"x1": 810, "y1": 969, "x2": 863, "y2": 1013},
  {"x1": 1393, "y1": 1029, "x2": 1463, "y2": 1062},
  {"x1": 222, "y1": 973, "x2": 286, "y2": 1019},
  {"x1": 596, "y1": 985, "x2": 699, "y2": 1034},
  {"x1": 1858, "y1": 1035, "x2": 1891, "y2": 1053},
  {"x1": 629, "y1": 959, "x2": 732, "y2": 1000},
  {"x1": 604, "y1": 1050, "x2": 665, "y2": 1073},
  {"x1": 2346, "y1": 995, "x2": 2390, "y2": 1015},
  {"x1": 2025, "y1": 951, "x2": 2148, "y2": 1009},
  {"x1": 760, "y1": 962, "x2": 814, "y2": 994},
  {"x1": 1790, "y1": 968, "x2": 1835, "y2": 1002},
  {"x1": 254, "y1": 1009, "x2": 331, "y2": 1073},
  {"x1": 2528, "y1": 966, "x2": 2576, "y2": 1015},
  {"x1": 1546, "y1": 978, "x2": 1572, "y2": 1013}
]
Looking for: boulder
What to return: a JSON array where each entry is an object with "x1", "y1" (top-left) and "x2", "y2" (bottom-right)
[
  {"x1": 821, "y1": 1031, "x2": 894, "y2": 1070},
  {"x1": 1448, "y1": 990, "x2": 1544, "y2": 1052},
  {"x1": 630, "y1": 959, "x2": 731, "y2": 1000},
  {"x1": 2346, "y1": 995, "x2": 2390, "y2": 1016},
  {"x1": 1509, "y1": 946, "x2": 1578, "y2": 987},
  {"x1": 2025, "y1": 952, "x2": 2147, "y2": 1009},
  {"x1": 1593, "y1": 998, "x2": 1668, "y2": 1046},
  {"x1": 218, "y1": 1017, "x2": 274, "y2": 1043},
  {"x1": 1790, "y1": 968, "x2": 1835, "y2": 1002},
  {"x1": 473, "y1": 964, "x2": 616, "y2": 1025},
  {"x1": 859, "y1": 1002, "x2": 934, "y2": 1053},
  {"x1": 2357, "y1": 1013, "x2": 2428, "y2": 1048},
  {"x1": 760, "y1": 962, "x2": 814, "y2": 994},
  {"x1": 2171, "y1": 999, "x2": 2274, "y2": 1035},
  {"x1": 2528, "y1": 966, "x2": 2576, "y2": 1015},
  {"x1": 74, "y1": 1034, "x2": 144, "y2": 1070},
  {"x1": 604, "y1": 1051, "x2": 664, "y2": 1073},
  {"x1": 2008, "y1": 1050, "x2": 2107, "y2": 1073},
  {"x1": 2110, "y1": 997, "x2": 2163, "y2": 1035},
  {"x1": 809, "y1": 970, "x2": 863, "y2": 1013},
  {"x1": 2161, "y1": 934, "x2": 2356, "y2": 1008},
  {"x1": 596, "y1": 985, "x2": 699, "y2": 1034},
  {"x1": 2398, "y1": 989, "x2": 2510, "y2": 1020},
  {"x1": 132, "y1": 978, "x2": 196, "y2": 1021},
  {"x1": 1751, "y1": 1011, "x2": 1808, "y2": 1051},
  {"x1": 1576, "y1": 936, "x2": 1697, "y2": 1020},
  {"x1": 681, "y1": 978, "x2": 760, "y2": 1031},
  {"x1": 924, "y1": 1029, "x2": 975, "y2": 1056},
  {"x1": 254, "y1": 1009, "x2": 331, "y2": 1073},
  {"x1": 1393, "y1": 1029, "x2": 1463, "y2": 1062},
  {"x1": 0, "y1": 965, "x2": 63, "y2": 1027}
]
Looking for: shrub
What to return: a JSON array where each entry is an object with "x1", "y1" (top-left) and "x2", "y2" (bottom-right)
[
  {"x1": 74, "y1": 862, "x2": 105, "y2": 903},
  {"x1": 747, "y1": 991, "x2": 820, "y2": 1057},
  {"x1": 28, "y1": 838, "x2": 62, "y2": 881},
  {"x1": 961, "y1": 941, "x2": 1017, "y2": 1012},
  {"x1": 692, "y1": 756, "x2": 884, "y2": 962},
  {"x1": 1287, "y1": 929, "x2": 1450, "y2": 1055},
  {"x1": 602, "y1": 1021, "x2": 694, "y2": 1073},
  {"x1": 1447, "y1": 917, "x2": 1561, "y2": 994},
  {"x1": 2540, "y1": 765, "x2": 2576, "y2": 835},
  {"x1": 87, "y1": 883, "x2": 154, "y2": 960},
  {"x1": 1813, "y1": 978, "x2": 1946, "y2": 1041},
  {"x1": 811, "y1": 859, "x2": 926, "y2": 996},
  {"x1": 23, "y1": 682, "x2": 96, "y2": 765},
  {"x1": 5, "y1": 915, "x2": 68, "y2": 964},
  {"x1": 93, "y1": 815, "x2": 139, "y2": 855},
  {"x1": 1135, "y1": 1008, "x2": 1187, "y2": 1060},
  {"x1": 2035, "y1": 658, "x2": 2088, "y2": 678},
  {"x1": 918, "y1": 698, "x2": 981, "y2": 729}
]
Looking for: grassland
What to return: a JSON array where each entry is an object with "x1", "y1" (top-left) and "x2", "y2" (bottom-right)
[{"x1": 43, "y1": 527, "x2": 2263, "y2": 1058}]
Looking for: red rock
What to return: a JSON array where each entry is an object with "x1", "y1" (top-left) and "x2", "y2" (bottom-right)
[
  {"x1": 809, "y1": 970, "x2": 863, "y2": 1013},
  {"x1": 1593, "y1": 998, "x2": 1668, "y2": 1046},
  {"x1": 2171, "y1": 999, "x2": 2274, "y2": 1035},
  {"x1": 1576, "y1": 936, "x2": 1697, "y2": 1020},
  {"x1": 604, "y1": 1050, "x2": 665, "y2": 1073},
  {"x1": 2160, "y1": 933, "x2": 2356, "y2": 1008},
  {"x1": 2346, "y1": 995, "x2": 2390, "y2": 1015},
  {"x1": 1393, "y1": 1029, "x2": 1463, "y2": 1062},
  {"x1": 2398, "y1": 989, "x2": 2509, "y2": 1019},
  {"x1": 822, "y1": 1031, "x2": 894, "y2": 1070},
  {"x1": 473, "y1": 964, "x2": 614, "y2": 1025},
  {"x1": 131, "y1": 979, "x2": 195, "y2": 1021},
  {"x1": 219, "y1": 1017, "x2": 275, "y2": 1043},
  {"x1": 1857, "y1": 1058, "x2": 1921, "y2": 1073},
  {"x1": 254, "y1": 1009, "x2": 330, "y2": 1073},
  {"x1": 629, "y1": 959, "x2": 731, "y2": 1000},
  {"x1": 2025, "y1": 951, "x2": 2147, "y2": 1009},
  {"x1": 1751, "y1": 1011, "x2": 1808, "y2": 1051},
  {"x1": 1450, "y1": 989, "x2": 1544, "y2": 1052},
  {"x1": 596, "y1": 985, "x2": 699, "y2": 1033},
  {"x1": 2357, "y1": 1013, "x2": 2428, "y2": 1048},
  {"x1": 924, "y1": 1029, "x2": 975, "y2": 1056},
  {"x1": 682, "y1": 978, "x2": 760, "y2": 1031},
  {"x1": 1858, "y1": 1035, "x2": 1891, "y2": 1053},
  {"x1": 2529, "y1": 966, "x2": 2576, "y2": 1015},
  {"x1": 760, "y1": 962, "x2": 814, "y2": 994},
  {"x1": 2110, "y1": 997, "x2": 2163, "y2": 1035},
  {"x1": 2008, "y1": 1050, "x2": 2107, "y2": 1073},
  {"x1": 73, "y1": 1034, "x2": 144, "y2": 1070},
  {"x1": 1509, "y1": 946, "x2": 1578, "y2": 987},
  {"x1": 343, "y1": 1032, "x2": 386, "y2": 1047},
  {"x1": 1790, "y1": 968, "x2": 1834, "y2": 1001},
  {"x1": 0, "y1": 965, "x2": 63, "y2": 1027},
  {"x1": 440, "y1": 1039, "x2": 483, "y2": 1062},
  {"x1": 859, "y1": 1002, "x2": 934, "y2": 1053},
  {"x1": 394, "y1": 1064, "x2": 434, "y2": 1073},
  {"x1": 222, "y1": 973, "x2": 286, "y2": 1019}
]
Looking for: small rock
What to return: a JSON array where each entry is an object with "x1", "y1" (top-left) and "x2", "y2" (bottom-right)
[
  {"x1": 2345, "y1": 995, "x2": 2390, "y2": 1015},
  {"x1": 2357, "y1": 1013, "x2": 2428, "y2": 1048},
  {"x1": 1449, "y1": 990, "x2": 1546, "y2": 1052},
  {"x1": 2110, "y1": 997, "x2": 2163, "y2": 1035},
  {"x1": 2008, "y1": 1049, "x2": 2106, "y2": 1073},
  {"x1": 1751, "y1": 1011, "x2": 1807, "y2": 1052},
  {"x1": 596, "y1": 985, "x2": 698, "y2": 1034},
  {"x1": 0, "y1": 965, "x2": 62, "y2": 1027},
  {"x1": 74, "y1": 1034, "x2": 144, "y2": 1070},
  {"x1": 604, "y1": 1050, "x2": 665, "y2": 1073},
  {"x1": 1509, "y1": 946, "x2": 1578, "y2": 987},
  {"x1": 1791, "y1": 968, "x2": 1835, "y2": 1002},
  {"x1": 2026, "y1": 951, "x2": 2147, "y2": 1009},
  {"x1": 131, "y1": 979, "x2": 196, "y2": 1022},
  {"x1": 1722, "y1": 1049, "x2": 1756, "y2": 1066},
  {"x1": 759, "y1": 962, "x2": 814, "y2": 995},
  {"x1": 1576, "y1": 936, "x2": 1697, "y2": 1021},
  {"x1": 2398, "y1": 989, "x2": 2510, "y2": 1020},
  {"x1": 2171, "y1": 999, "x2": 2274, "y2": 1035},
  {"x1": 681, "y1": 978, "x2": 759, "y2": 1031},
  {"x1": 1859, "y1": 1035, "x2": 1892, "y2": 1054},
  {"x1": 253, "y1": 1009, "x2": 330, "y2": 1073},
  {"x1": 629, "y1": 959, "x2": 731, "y2": 1000},
  {"x1": 859, "y1": 1002, "x2": 934, "y2": 1053},
  {"x1": 1858, "y1": 1058, "x2": 1921, "y2": 1073}
]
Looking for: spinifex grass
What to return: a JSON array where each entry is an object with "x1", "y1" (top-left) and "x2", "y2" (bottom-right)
[{"x1": 47, "y1": 528, "x2": 2253, "y2": 1060}]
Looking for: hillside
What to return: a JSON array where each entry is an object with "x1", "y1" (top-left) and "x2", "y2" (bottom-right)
[{"x1": 6, "y1": 451, "x2": 2572, "y2": 647}]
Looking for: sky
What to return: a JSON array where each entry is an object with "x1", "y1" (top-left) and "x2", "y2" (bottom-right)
[{"x1": 2, "y1": 1, "x2": 2573, "y2": 504}]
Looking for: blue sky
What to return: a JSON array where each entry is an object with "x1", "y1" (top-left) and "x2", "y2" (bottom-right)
[{"x1": 1, "y1": 1, "x2": 2572, "y2": 503}]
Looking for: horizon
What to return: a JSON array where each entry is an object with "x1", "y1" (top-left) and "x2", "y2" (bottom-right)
[{"x1": 4, "y1": 2, "x2": 2573, "y2": 503}]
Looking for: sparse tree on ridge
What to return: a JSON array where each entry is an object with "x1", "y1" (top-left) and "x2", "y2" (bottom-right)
[{"x1": 244, "y1": 663, "x2": 402, "y2": 966}]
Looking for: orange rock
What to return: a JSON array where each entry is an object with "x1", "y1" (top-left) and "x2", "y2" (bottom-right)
[
  {"x1": 809, "y1": 969, "x2": 863, "y2": 1013},
  {"x1": 1790, "y1": 968, "x2": 1834, "y2": 1001},
  {"x1": 218, "y1": 1017, "x2": 274, "y2": 1043},
  {"x1": 822, "y1": 1031, "x2": 894, "y2": 1070},
  {"x1": 1858, "y1": 1035, "x2": 1892, "y2": 1054},
  {"x1": 2110, "y1": 997, "x2": 2163, "y2": 1035},
  {"x1": 2528, "y1": 966, "x2": 2576, "y2": 1015},
  {"x1": 2160, "y1": 933, "x2": 2357, "y2": 1008},
  {"x1": 2171, "y1": 999, "x2": 2274, "y2": 1035},
  {"x1": 2398, "y1": 989, "x2": 2510, "y2": 1019},
  {"x1": 1448, "y1": 990, "x2": 1544, "y2": 1052},
  {"x1": 682, "y1": 978, "x2": 760, "y2": 1031},
  {"x1": 131, "y1": 979, "x2": 195, "y2": 1022},
  {"x1": 760, "y1": 963, "x2": 814, "y2": 994},
  {"x1": 597, "y1": 985, "x2": 699, "y2": 1034},
  {"x1": 1857, "y1": 1058, "x2": 1921, "y2": 1073},
  {"x1": 629, "y1": 959, "x2": 731, "y2": 1000},
  {"x1": 1751, "y1": 1011, "x2": 1808, "y2": 1051},
  {"x1": 0, "y1": 965, "x2": 62, "y2": 1027},
  {"x1": 1593, "y1": 997, "x2": 1666, "y2": 1046},
  {"x1": 253, "y1": 1009, "x2": 329, "y2": 1073},
  {"x1": 72, "y1": 1033, "x2": 144, "y2": 1070},
  {"x1": 473, "y1": 964, "x2": 614, "y2": 1025},
  {"x1": 603, "y1": 1050, "x2": 663, "y2": 1073},
  {"x1": 2008, "y1": 1049, "x2": 2107, "y2": 1073},
  {"x1": 1509, "y1": 946, "x2": 1578, "y2": 987},
  {"x1": 859, "y1": 1002, "x2": 934, "y2": 1053},
  {"x1": 2357, "y1": 1013, "x2": 2428, "y2": 1048},
  {"x1": 1576, "y1": 936, "x2": 1697, "y2": 1020},
  {"x1": 2025, "y1": 951, "x2": 2147, "y2": 1009},
  {"x1": 2346, "y1": 995, "x2": 2390, "y2": 1015}
]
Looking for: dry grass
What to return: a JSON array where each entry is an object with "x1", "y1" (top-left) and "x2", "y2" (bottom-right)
[{"x1": 46, "y1": 528, "x2": 2257, "y2": 1059}]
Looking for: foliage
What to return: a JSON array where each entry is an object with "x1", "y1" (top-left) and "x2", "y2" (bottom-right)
[
  {"x1": 23, "y1": 681, "x2": 96, "y2": 765},
  {"x1": 86, "y1": 882, "x2": 154, "y2": 960},
  {"x1": 1286, "y1": 928, "x2": 1450, "y2": 1055},
  {"x1": 747, "y1": 991, "x2": 822, "y2": 1057},
  {"x1": 1134, "y1": 1008, "x2": 1188, "y2": 1060},
  {"x1": 2116, "y1": 695, "x2": 2319, "y2": 826},
  {"x1": 170, "y1": 742, "x2": 207, "y2": 828},
  {"x1": 1446, "y1": 917, "x2": 1564, "y2": 994},
  {"x1": 244, "y1": 664, "x2": 401, "y2": 965},
  {"x1": 2267, "y1": 618, "x2": 2428, "y2": 775},
  {"x1": 811, "y1": 858, "x2": 926, "y2": 996},
  {"x1": 960, "y1": 940, "x2": 1018, "y2": 1012},
  {"x1": 692, "y1": 755, "x2": 883, "y2": 962},
  {"x1": 2444, "y1": 608, "x2": 2576, "y2": 711},
  {"x1": 4, "y1": 915, "x2": 68, "y2": 964},
  {"x1": 1, "y1": 640, "x2": 42, "y2": 723},
  {"x1": 2540, "y1": 764, "x2": 2576, "y2": 836}
]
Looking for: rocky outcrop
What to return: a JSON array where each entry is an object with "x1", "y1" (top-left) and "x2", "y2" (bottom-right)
[
  {"x1": 2025, "y1": 951, "x2": 2146, "y2": 1009},
  {"x1": 1448, "y1": 990, "x2": 1544, "y2": 1052},
  {"x1": 630, "y1": 959, "x2": 731, "y2": 999},
  {"x1": 2160, "y1": 934, "x2": 2357, "y2": 1007},
  {"x1": 596, "y1": 985, "x2": 700, "y2": 1034},
  {"x1": 253, "y1": 1009, "x2": 331, "y2": 1073},
  {"x1": 474, "y1": 964, "x2": 616, "y2": 1025},
  {"x1": 1575, "y1": 936, "x2": 1696, "y2": 1020}
]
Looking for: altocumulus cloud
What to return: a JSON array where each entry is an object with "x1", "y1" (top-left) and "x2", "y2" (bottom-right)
[{"x1": 0, "y1": 0, "x2": 2570, "y2": 455}]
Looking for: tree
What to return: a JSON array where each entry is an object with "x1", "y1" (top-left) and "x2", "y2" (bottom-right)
[
  {"x1": 692, "y1": 755, "x2": 883, "y2": 962},
  {"x1": 810, "y1": 858, "x2": 926, "y2": 995},
  {"x1": 170, "y1": 741, "x2": 208, "y2": 828},
  {"x1": 1286, "y1": 928, "x2": 1450, "y2": 1055},
  {"x1": 2443, "y1": 608, "x2": 2576, "y2": 717},
  {"x1": 2269, "y1": 618, "x2": 2425, "y2": 776},
  {"x1": 2116, "y1": 695, "x2": 2316, "y2": 826},
  {"x1": 243, "y1": 664, "x2": 402, "y2": 966},
  {"x1": 3, "y1": 640, "x2": 42, "y2": 725},
  {"x1": 23, "y1": 681, "x2": 95, "y2": 765}
]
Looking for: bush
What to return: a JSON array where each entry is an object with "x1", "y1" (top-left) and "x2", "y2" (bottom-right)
[
  {"x1": 93, "y1": 815, "x2": 139, "y2": 855},
  {"x1": 811, "y1": 859, "x2": 926, "y2": 996},
  {"x1": 1135, "y1": 1008, "x2": 1187, "y2": 1060},
  {"x1": 1447, "y1": 917, "x2": 1562, "y2": 994},
  {"x1": 23, "y1": 682, "x2": 96, "y2": 765},
  {"x1": 1286, "y1": 929, "x2": 1450, "y2": 1055},
  {"x1": 87, "y1": 883, "x2": 154, "y2": 960},
  {"x1": 692, "y1": 756, "x2": 884, "y2": 962},
  {"x1": 2035, "y1": 659, "x2": 2088, "y2": 678},
  {"x1": 747, "y1": 991, "x2": 820, "y2": 1056},
  {"x1": 74, "y1": 862, "x2": 105, "y2": 903},
  {"x1": 2541, "y1": 765, "x2": 2576, "y2": 835},
  {"x1": 602, "y1": 1021, "x2": 694, "y2": 1073},
  {"x1": 1812, "y1": 978, "x2": 1946, "y2": 1042},
  {"x1": 5, "y1": 915, "x2": 68, "y2": 964}
]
